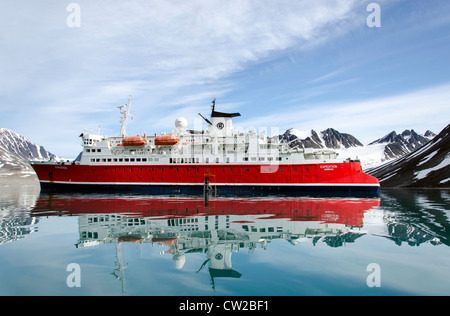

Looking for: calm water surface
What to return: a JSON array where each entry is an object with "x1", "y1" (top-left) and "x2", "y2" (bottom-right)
[{"x1": 1, "y1": 173, "x2": 449, "y2": 296}]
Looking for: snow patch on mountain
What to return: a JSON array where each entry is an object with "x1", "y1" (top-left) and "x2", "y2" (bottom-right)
[
  {"x1": 415, "y1": 153, "x2": 450, "y2": 180},
  {"x1": 335, "y1": 143, "x2": 387, "y2": 169},
  {"x1": 290, "y1": 129, "x2": 312, "y2": 140},
  {"x1": 416, "y1": 150, "x2": 439, "y2": 167}
]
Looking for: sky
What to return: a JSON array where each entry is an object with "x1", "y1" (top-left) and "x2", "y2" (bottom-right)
[{"x1": 1, "y1": 0, "x2": 450, "y2": 158}]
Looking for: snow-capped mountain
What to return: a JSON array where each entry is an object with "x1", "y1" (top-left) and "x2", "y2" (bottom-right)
[
  {"x1": 278, "y1": 128, "x2": 363, "y2": 150},
  {"x1": 0, "y1": 127, "x2": 57, "y2": 173},
  {"x1": 279, "y1": 128, "x2": 435, "y2": 169},
  {"x1": 369, "y1": 129, "x2": 435, "y2": 160},
  {"x1": 367, "y1": 124, "x2": 450, "y2": 187},
  {"x1": 0, "y1": 128, "x2": 56, "y2": 160}
]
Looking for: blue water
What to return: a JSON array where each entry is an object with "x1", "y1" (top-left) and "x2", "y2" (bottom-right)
[{"x1": 1, "y1": 175, "x2": 449, "y2": 296}]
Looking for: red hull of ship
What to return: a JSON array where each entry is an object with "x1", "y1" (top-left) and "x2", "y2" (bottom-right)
[
  {"x1": 32, "y1": 195, "x2": 380, "y2": 228},
  {"x1": 31, "y1": 161, "x2": 379, "y2": 195}
]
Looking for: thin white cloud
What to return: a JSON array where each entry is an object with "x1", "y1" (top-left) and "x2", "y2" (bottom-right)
[
  {"x1": 306, "y1": 67, "x2": 352, "y2": 85},
  {"x1": 1, "y1": 0, "x2": 366, "y2": 93}
]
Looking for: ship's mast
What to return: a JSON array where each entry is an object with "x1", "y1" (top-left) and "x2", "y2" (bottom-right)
[{"x1": 118, "y1": 96, "x2": 132, "y2": 137}]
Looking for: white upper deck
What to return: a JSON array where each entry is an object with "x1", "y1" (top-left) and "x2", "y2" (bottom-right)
[{"x1": 78, "y1": 98, "x2": 343, "y2": 166}]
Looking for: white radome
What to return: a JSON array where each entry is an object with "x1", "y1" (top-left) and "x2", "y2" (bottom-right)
[
  {"x1": 172, "y1": 253, "x2": 186, "y2": 269},
  {"x1": 175, "y1": 117, "x2": 188, "y2": 131}
]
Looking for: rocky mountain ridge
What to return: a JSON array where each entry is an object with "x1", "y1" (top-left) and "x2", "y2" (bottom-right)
[
  {"x1": 278, "y1": 128, "x2": 363, "y2": 150},
  {"x1": 369, "y1": 129, "x2": 435, "y2": 160},
  {"x1": 367, "y1": 124, "x2": 449, "y2": 187},
  {"x1": 279, "y1": 127, "x2": 435, "y2": 167},
  {"x1": 0, "y1": 127, "x2": 57, "y2": 173}
]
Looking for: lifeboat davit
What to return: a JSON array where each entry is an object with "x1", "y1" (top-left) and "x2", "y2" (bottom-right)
[
  {"x1": 122, "y1": 135, "x2": 147, "y2": 146},
  {"x1": 155, "y1": 134, "x2": 179, "y2": 146}
]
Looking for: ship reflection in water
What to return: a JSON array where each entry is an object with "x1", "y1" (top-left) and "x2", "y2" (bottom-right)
[
  {"x1": 2, "y1": 187, "x2": 450, "y2": 296},
  {"x1": 32, "y1": 195, "x2": 382, "y2": 292}
]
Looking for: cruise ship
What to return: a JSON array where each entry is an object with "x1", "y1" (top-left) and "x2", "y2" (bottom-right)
[{"x1": 30, "y1": 97, "x2": 380, "y2": 195}]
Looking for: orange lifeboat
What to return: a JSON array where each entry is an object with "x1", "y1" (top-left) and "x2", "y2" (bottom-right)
[
  {"x1": 152, "y1": 237, "x2": 178, "y2": 245},
  {"x1": 122, "y1": 135, "x2": 147, "y2": 146},
  {"x1": 118, "y1": 236, "x2": 143, "y2": 243},
  {"x1": 155, "y1": 134, "x2": 179, "y2": 146}
]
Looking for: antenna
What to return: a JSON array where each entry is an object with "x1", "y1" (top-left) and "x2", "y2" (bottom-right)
[
  {"x1": 198, "y1": 112, "x2": 212, "y2": 125},
  {"x1": 198, "y1": 98, "x2": 216, "y2": 125},
  {"x1": 118, "y1": 95, "x2": 132, "y2": 137}
]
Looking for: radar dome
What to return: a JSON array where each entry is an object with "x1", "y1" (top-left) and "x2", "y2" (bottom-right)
[
  {"x1": 172, "y1": 253, "x2": 186, "y2": 270},
  {"x1": 175, "y1": 117, "x2": 188, "y2": 130}
]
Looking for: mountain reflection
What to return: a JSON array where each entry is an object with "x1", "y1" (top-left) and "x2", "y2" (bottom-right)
[
  {"x1": 0, "y1": 175, "x2": 40, "y2": 245},
  {"x1": 380, "y1": 189, "x2": 450, "y2": 247}
]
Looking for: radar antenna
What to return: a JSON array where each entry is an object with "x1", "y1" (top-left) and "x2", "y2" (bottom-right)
[{"x1": 118, "y1": 95, "x2": 132, "y2": 137}]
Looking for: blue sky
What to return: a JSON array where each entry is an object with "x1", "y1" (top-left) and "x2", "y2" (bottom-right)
[{"x1": 1, "y1": 0, "x2": 450, "y2": 158}]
